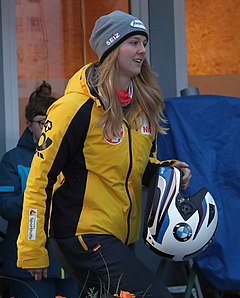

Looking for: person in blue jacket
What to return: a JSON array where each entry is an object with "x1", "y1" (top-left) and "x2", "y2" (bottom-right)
[{"x1": 0, "y1": 82, "x2": 79, "y2": 298}]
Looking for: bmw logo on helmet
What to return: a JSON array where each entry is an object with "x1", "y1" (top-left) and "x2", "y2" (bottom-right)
[
  {"x1": 143, "y1": 166, "x2": 218, "y2": 261},
  {"x1": 173, "y1": 223, "x2": 192, "y2": 242}
]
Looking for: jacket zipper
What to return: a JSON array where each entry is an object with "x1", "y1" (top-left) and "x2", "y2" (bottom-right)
[{"x1": 124, "y1": 120, "x2": 133, "y2": 245}]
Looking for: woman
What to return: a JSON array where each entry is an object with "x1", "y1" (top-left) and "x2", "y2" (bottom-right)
[
  {"x1": 17, "y1": 11, "x2": 191, "y2": 298},
  {"x1": 0, "y1": 82, "x2": 78, "y2": 297}
]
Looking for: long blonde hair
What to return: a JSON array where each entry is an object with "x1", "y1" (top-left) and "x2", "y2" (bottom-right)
[{"x1": 87, "y1": 48, "x2": 166, "y2": 138}]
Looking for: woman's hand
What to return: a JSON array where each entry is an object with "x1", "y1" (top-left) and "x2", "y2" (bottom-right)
[
  {"x1": 28, "y1": 268, "x2": 48, "y2": 281},
  {"x1": 171, "y1": 161, "x2": 192, "y2": 190}
]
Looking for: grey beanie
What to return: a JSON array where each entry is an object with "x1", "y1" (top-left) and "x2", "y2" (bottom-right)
[{"x1": 89, "y1": 10, "x2": 148, "y2": 62}]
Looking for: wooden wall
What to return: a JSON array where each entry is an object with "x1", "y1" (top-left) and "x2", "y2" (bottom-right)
[
  {"x1": 16, "y1": 0, "x2": 240, "y2": 133},
  {"x1": 186, "y1": 0, "x2": 240, "y2": 97},
  {"x1": 186, "y1": 0, "x2": 240, "y2": 75},
  {"x1": 16, "y1": 0, "x2": 128, "y2": 133}
]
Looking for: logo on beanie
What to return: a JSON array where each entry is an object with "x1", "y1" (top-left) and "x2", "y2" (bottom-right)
[
  {"x1": 130, "y1": 20, "x2": 146, "y2": 30},
  {"x1": 106, "y1": 33, "x2": 120, "y2": 46}
]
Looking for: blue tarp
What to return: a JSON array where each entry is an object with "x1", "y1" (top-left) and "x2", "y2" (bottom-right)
[{"x1": 157, "y1": 94, "x2": 240, "y2": 291}]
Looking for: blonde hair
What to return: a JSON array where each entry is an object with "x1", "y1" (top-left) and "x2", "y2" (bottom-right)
[{"x1": 87, "y1": 48, "x2": 166, "y2": 138}]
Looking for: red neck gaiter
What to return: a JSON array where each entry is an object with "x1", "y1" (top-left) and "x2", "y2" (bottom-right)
[
  {"x1": 116, "y1": 90, "x2": 132, "y2": 107},
  {"x1": 116, "y1": 82, "x2": 133, "y2": 107}
]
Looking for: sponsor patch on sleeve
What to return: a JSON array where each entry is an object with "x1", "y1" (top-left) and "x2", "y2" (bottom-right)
[{"x1": 28, "y1": 208, "x2": 37, "y2": 240}]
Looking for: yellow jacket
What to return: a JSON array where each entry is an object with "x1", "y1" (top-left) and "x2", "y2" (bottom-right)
[{"x1": 17, "y1": 63, "x2": 175, "y2": 269}]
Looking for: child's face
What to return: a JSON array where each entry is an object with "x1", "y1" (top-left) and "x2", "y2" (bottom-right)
[{"x1": 28, "y1": 115, "x2": 46, "y2": 143}]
